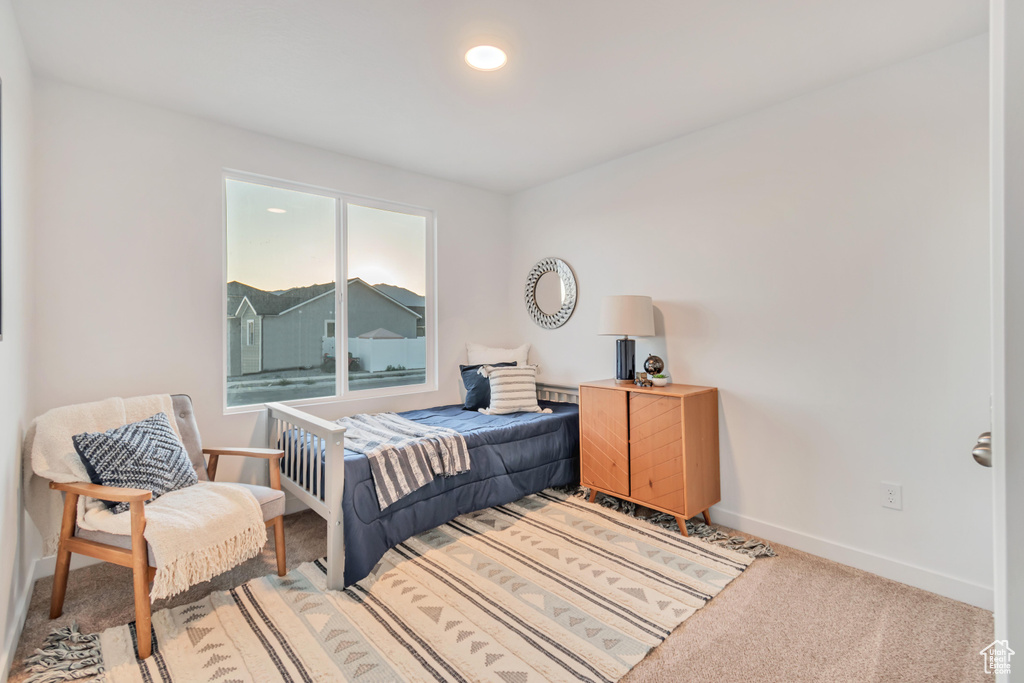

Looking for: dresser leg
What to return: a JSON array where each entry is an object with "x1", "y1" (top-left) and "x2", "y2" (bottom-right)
[
  {"x1": 702, "y1": 509, "x2": 712, "y2": 526},
  {"x1": 674, "y1": 515, "x2": 689, "y2": 537},
  {"x1": 588, "y1": 489, "x2": 598, "y2": 503}
]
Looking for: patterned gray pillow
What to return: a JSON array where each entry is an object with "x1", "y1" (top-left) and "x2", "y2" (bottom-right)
[{"x1": 72, "y1": 412, "x2": 199, "y2": 513}]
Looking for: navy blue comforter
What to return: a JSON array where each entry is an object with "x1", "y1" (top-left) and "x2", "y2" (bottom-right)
[{"x1": 286, "y1": 401, "x2": 579, "y2": 585}]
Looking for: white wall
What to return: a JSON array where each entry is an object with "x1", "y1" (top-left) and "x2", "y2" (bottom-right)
[
  {"x1": 0, "y1": 0, "x2": 34, "y2": 677},
  {"x1": 30, "y1": 80, "x2": 512, "y2": 486},
  {"x1": 509, "y1": 37, "x2": 993, "y2": 607}
]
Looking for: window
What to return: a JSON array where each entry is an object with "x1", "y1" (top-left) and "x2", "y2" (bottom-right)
[
  {"x1": 224, "y1": 173, "x2": 435, "y2": 409},
  {"x1": 346, "y1": 203, "x2": 427, "y2": 391}
]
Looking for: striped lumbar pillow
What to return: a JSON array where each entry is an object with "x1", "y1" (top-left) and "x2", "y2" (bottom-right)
[{"x1": 478, "y1": 364, "x2": 552, "y2": 415}]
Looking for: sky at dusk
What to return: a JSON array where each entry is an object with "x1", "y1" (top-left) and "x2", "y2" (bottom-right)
[{"x1": 226, "y1": 179, "x2": 427, "y2": 295}]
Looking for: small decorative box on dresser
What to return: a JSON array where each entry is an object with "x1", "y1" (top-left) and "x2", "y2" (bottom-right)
[{"x1": 578, "y1": 379, "x2": 720, "y2": 536}]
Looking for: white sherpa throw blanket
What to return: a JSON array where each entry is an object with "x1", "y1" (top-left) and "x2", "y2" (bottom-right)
[
  {"x1": 81, "y1": 481, "x2": 266, "y2": 600},
  {"x1": 24, "y1": 394, "x2": 267, "y2": 600}
]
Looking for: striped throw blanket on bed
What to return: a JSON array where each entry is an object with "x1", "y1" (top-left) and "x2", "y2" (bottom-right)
[{"x1": 336, "y1": 413, "x2": 471, "y2": 510}]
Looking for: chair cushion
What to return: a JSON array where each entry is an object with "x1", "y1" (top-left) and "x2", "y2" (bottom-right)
[
  {"x1": 72, "y1": 412, "x2": 198, "y2": 513},
  {"x1": 233, "y1": 483, "x2": 286, "y2": 521},
  {"x1": 76, "y1": 484, "x2": 285, "y2": 565}
]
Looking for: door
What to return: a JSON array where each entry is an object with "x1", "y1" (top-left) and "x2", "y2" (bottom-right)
[
  {"x1": 989, "y1": 3, "x2": 1022, "y2": 679},
  {"x1": 580, "y1": 386, "x2": 630, "y2": 496},
  {"x1": 629, "y1": 393, "x2": 685, "y2": 513}
]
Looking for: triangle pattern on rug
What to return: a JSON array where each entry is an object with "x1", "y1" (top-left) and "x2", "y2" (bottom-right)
[
  {"x1": 203, "y1": 653, "x2": 229, "y2": 668},
  {"x1": 187, "y1": 626, "x2": 213, "y2": 646},
  {"x1": 419, "y1": 605, "x2": 443, "y2": 623},
  {"x1": 353, "y1": 662, "x2": 378, "y2": 678},
  {"x1": 619, "y1": 586, "x2": 647, "y2": 602},
  {"x1": 86, "y1": 491, "x2": 752, "y2": 683}
]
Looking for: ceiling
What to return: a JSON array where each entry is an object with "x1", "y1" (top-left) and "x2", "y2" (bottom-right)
[{"x1": 12, "y1": 1, "x2": 987, "y2": 193}]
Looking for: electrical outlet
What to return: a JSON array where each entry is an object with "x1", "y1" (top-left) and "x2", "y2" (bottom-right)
[{"x1": 881, "y1": 482, "x2": 902, "y2": 510}]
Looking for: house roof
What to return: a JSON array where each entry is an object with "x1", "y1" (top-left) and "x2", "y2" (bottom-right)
[
  {"x1": 358, "y1": 327, "x2": 404, "y2": 340},
  {"x1": 228, "y1": 281, "x2": 334, "y2": 316},
  {"x1": 228, "y1": 279, "x2": 422, "y2": 319}
]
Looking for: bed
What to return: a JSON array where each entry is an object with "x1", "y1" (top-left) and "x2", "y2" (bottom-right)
[{"x1": 264, "y1": 383, "x2": 580, "y2": 589}]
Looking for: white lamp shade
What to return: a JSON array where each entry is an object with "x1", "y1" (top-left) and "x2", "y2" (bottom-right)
[{"x1": 598, "y1": 295, "x2": 655, "y2": 336}]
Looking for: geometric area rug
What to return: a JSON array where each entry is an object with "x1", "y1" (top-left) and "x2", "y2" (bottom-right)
[{"x1": 34, "y1": 489, "x2": 753, "y2": 682}]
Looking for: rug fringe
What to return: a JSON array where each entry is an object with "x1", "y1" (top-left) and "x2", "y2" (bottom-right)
[
  {"x1": 555, "y1": 485, "x2": 777, "y2": 558},
  {"x1": 24, "y1": 623, "x2": 104, "y2": 683}
]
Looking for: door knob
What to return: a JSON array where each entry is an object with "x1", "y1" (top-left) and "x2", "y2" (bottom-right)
[{"x1": 973, "y1": 432, "x2": 992, "y2": 467}]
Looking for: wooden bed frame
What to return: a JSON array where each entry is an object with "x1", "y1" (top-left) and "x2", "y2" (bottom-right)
[{"x1": 265, "y1": 383, "x2": 579, "y2": 589}]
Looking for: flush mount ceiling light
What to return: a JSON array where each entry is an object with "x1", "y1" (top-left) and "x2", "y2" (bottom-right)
[
  {"x1": 465, "y1": 45, "x2": 507, "y2": 71},
  {"x1": 267, "y1": 207, "x2": 286, "y2": 213}
]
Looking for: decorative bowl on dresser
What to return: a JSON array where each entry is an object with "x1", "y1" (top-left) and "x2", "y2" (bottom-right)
[{"x1": 578, "y1": 379, "x2": 720, "y2": 536}]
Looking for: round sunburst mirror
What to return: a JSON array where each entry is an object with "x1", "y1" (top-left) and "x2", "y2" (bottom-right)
[{"x1": 525, "y1": 258, "x2": 577, "y2": 329}]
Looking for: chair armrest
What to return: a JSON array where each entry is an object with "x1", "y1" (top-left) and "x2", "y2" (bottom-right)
[
  {"x1": 202, "y1": 447, "x2": 284, "y2": 490},
  {"x1": 49, "y1": 480, "x2": 153, "y2": 503},
  {"x1": 202, "y1": 447, "x2": 283, "y2": 460}
]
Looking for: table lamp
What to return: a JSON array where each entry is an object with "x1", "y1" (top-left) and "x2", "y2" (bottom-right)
[{"x1": 598, "y1": 295, "x2": 654, "y2": 383}]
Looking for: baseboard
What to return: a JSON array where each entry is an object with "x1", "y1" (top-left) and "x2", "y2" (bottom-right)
[
  {"x1": 32, "y1": 552, "x2": 103, "y2": 581},
  {"x1": 1, "y1": 571, "x2": 36, "y2": 682},
  {"x1": 711, "y1": 507, "x2": 994, "y2": 611},
  {"x1": 284, "y1": 491, "x2": 311, "y2": 516}
]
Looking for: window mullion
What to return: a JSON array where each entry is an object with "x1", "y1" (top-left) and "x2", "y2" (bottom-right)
[{"x1": 337, "y1": 197, "x2": 348, "y2": 398}]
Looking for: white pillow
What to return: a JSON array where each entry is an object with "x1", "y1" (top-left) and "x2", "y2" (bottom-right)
[
  {"x1": 466, "y1": 342, "x2": 530, "y2": 366},
  {"x1": 478, "y1": 364, "x2": 552, "y2": 415}
]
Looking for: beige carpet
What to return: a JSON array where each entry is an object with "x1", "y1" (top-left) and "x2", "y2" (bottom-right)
[{"x1": 10, "y1": 508, "x2": 993, "y2": 682}]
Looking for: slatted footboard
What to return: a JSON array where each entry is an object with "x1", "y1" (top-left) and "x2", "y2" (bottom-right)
[
  {"x1": 264, "y1": 402, "x2": 347, "y2": 589},
  {"x1": 264, "y1": 383, "x2": 579, "y2": 590}
]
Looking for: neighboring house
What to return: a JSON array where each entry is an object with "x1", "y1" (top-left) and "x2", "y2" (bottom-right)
[
  {"x1": 346, "y1": 279, "x2": 420, "y2": 340},
  {"x1": 372, "y1": 283, "x2": 426, "y2": 337},
  {"x1": 227, "y1": 278, "x2": 422, "y2": 375}
]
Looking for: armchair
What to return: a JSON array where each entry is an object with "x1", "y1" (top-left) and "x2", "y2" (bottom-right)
[{"x1": 47, "y1": 395, "x2": 286, "y2": 660}]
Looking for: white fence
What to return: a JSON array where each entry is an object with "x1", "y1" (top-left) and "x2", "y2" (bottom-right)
[{"x1": 348, "y1": 337, "x2": 426, "y2": 373}]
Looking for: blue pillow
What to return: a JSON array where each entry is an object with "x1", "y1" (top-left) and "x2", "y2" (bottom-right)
[
  {"x1": 72, "y1": 412, "x2": 199, "y2": 513},
  {"x1": 460, "y1": 362, "x2": 516, "y2": 411}
]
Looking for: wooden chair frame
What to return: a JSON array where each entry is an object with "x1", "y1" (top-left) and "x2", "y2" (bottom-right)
[{"x1": 48, "y1": 447, "x2": 285, "y2": 660}]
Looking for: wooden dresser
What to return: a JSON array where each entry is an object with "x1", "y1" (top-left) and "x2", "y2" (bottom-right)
[{"x1": 578, "y1": 379, "x2": 720, "y2": 536}]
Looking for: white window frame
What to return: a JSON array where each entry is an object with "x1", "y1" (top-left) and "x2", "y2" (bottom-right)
[
  {"x1": 222, "y1": 170, "x2": 438, "y2": 413},
  {"x1": 324, "y1": 320, "x2": 336, "y2": 338},
  {"x1": 245, "y1": 319, "x2": 255, "y2": 346}
]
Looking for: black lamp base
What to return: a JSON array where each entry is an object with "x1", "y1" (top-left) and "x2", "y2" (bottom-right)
[{"x1": 615, "y1": 338, "x2": 636, "y2": 382}]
